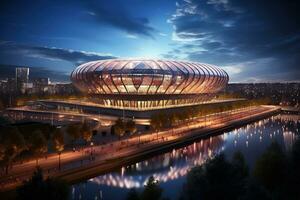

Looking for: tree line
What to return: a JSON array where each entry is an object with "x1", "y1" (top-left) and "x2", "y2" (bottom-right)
[
  {"x1": 150, "y1": 98, "x2": 270, "y2": 131},
  {"x1": 0, "y1": 118, "x2": 94, "y2": 174},
  {"x1": 15, "y1": 93, "x2": 83, "y2": 107},
  {"x1": 111, "y1": 98, "x2": 270, "y2": 140}
]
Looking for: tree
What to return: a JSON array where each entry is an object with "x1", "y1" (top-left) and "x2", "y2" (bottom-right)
[
  {"x1": 288, "y1": 139, "x2": 300, "y2": 199},
  {"x1": 168, "y1": 113, "x2": 178, "y2": 127},
  {"x1": 181, "y1": 153, "x2": 247, "y2": 200},
  {"x1": 0, "y1": 142, "x2": 5, "y2": 162},
  {"x1": 253, "y1": 142, "x2": 287, "y2": 193},
  {"x1": 126, "y1": 119, "x2": 137, "y2": 134},
  {"x1": 81, "y1": 121, "x2": 92, "y2": 144},
  {"x1": 28, "y1": 130, "x2": 48, "y2": 167},
  {"x1": 242, "y1": 179, "x2": 270, "y2": 200},
  {"x1": 232, "y1": 151, "x2": 248, "y2": 179},
  {"x1": 141, "y1": 176, "x2": 163, "y2": 200},
  {"x1": 231, "y1": 151, "x2": 249, "y2": 197},
  {"x1": 17, "y1": 167, "x2": 70, "y2": 200},
  {"x1": 177, "y1": 111, "x2": 188, "y2": 123},
  {"x1": 150, "y1": 115, "x2": 161, "y2": 132},
  {"x1": 52, "y1": 128, "x2": 64, "y2": 170},
  {"x1": 150, "y1": 113, "x2": 166, "y2": 140},
  {"x1": 0, "y1": 99, "x2": 4, "y2": 110},
  {"x1": 291, "y1": 139, "x2": 300, "y2": 178},
  {"x1": 113, "y1": 118, "x2": 126, "y2": 139},
  {"x1": 126, "y1": 188, "x2": 140, "y2": 200},
  {"x1": 0, "y1": 116, "x2": 12, "y2": 126},
  {"x1": 16, "y1": 123, "x2": 53, "y2": 141},
  {"x1": 66, "y1": 123, "x2": 81, "y2": 147},
  {"x1": 0, "y1": 126, "x2": 26, "y2": 174}
]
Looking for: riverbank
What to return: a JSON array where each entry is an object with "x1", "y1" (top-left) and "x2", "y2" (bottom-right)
[
  {"x1": 0, "y1": 105, "x2": 281, "y2": 192},
  {"x1": 57, "y1": 106, "x2": 280, "y2": 184}
]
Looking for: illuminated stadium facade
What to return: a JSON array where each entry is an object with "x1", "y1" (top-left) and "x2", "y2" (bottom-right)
[{"x1": 71, "y1": 59, "x2": 229, "y2": 111}]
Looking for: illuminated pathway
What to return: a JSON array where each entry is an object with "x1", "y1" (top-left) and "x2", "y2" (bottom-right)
[{"x1": 0, "y1": 105, "x2": 280, "y2": 191}]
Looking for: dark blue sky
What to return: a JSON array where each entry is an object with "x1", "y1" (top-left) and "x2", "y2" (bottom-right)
[{"x1": 0, "y1": 0, "x2": 299, "y2": 82}]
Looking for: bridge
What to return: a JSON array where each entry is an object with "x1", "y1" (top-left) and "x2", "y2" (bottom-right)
[{"x1": 280, "y1": 106, "x2": 300, "y2": 114}]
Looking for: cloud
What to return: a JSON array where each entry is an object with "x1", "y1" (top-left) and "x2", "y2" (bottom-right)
[
  {"x1": 124, "y1": 34, "x2": 138, "y2": 39},
  {"x1": 84, "y1": 0, "x2": 156, "y2": 38},
  {"x1": 160, "y1": 53, "x2": 179, "y2": 60},
  {"x1": 0, "y1": 42, "x2": 116, "y2": 65},
  {"x1": 159, "y1": 32, "x2": 167, "y2": 37},
  {"x1": 206, "y1": 0, "x2": 243, "y2": 13},
  {"x1": 167, "y1": 0, "x2": 300, "y2": 82}
]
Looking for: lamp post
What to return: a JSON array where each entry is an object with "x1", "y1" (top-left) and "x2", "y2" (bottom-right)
[
  {"x1": 58, "y1": 152, "x2": 61, "y2": 170},
  {"x1": 90, "y1": 141, "x2": 94, "y2": 160},
  {"x1": 138, "y1": 131, "x2": 141, "y2": 146}
]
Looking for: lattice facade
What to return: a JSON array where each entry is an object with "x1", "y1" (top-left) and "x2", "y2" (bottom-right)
[{"x1": 71, "y1": 59, "x2": 229, "y2": 110}]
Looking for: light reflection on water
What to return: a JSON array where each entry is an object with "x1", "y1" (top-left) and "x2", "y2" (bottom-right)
[{"x1": 71, "y1": 114, "x2": 300, "y2": 200}]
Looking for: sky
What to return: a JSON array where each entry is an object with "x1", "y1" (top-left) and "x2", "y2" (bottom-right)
[{"x1": 0, "y1": 0, "x2": 299, "y2": 82}]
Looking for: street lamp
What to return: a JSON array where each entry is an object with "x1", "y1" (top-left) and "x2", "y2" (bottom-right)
[
  {"x1": 90, "y1": 142, "x2": 94, "y2": 159},
  {"x1": 138, "y1": 131, "x2": 141, "y2": 146}
]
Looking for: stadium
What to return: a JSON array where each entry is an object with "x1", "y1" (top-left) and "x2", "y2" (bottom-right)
[{"x1": 70, "y1": 59, "x2": 229, "y2": 110}]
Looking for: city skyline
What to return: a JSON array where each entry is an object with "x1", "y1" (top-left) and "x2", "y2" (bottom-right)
[{"x1": 1, "y1": 0, "x2": 299, "y2": 83}]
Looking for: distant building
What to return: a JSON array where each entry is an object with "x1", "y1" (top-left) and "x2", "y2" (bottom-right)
[
  {"x1": 225, "y1": 83, "x2": 300, "y2": 107},
  {"x1": 32, "y1": 77, "x2": 50, "y2": 93},
  {"x1": 33, "y1": 77, "x2": 50, "y2": 86},
  {"x1": 15, "y1": 67, "x2": 29, "y2": 93},
  {"x1": 0, "y1": 78, "x2": 16, "y2": 93},
  {"x1": 23, "y1": 82, "x2": 33, "y2": 91},
  {"x1": 53, "y1": 83, "x2": 77, "y2": 94}
]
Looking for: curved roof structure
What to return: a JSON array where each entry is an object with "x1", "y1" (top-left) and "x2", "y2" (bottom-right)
[{"x1": 71, "y1": 59, "x2": 229, "y2": 96}]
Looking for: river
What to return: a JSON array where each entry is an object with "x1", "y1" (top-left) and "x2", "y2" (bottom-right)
[{"x1": 71, "y1": 114, "x2": 300, "y2": 200}]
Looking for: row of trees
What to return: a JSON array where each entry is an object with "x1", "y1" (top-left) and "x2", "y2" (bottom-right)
[
  {"x1": 150, "y1": 98, "x2": 271, "y2": 131},
  {"x1": 126, "y1": 140, "x2": 300, "y2": 200},
  {"x1": 113, "y1": 118, "x2": 137, "y2": 139},
  {"x1": 16, "y1": 93, "x2": 83, "y2": 106},
  {"x1": 0, "y1": 120, "x2": 94, "y2": 173},
  {"x1": 0, "y1": 92, "x2": 83, "y2": 109},
  {"x1": 181, "y1": 141, "x2": 300, "y2": 200},
  {"x1": 0, "y1": 124, "x2": 50, "y2": 174}
]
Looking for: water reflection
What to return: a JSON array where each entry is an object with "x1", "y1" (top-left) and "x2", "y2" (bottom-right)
[
  {"x1": 91, "y1": 135, "x2": 224, "y2": 189},
  {"x1": 72, "y1": 114, "x2": 299, "y2": 200}
]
